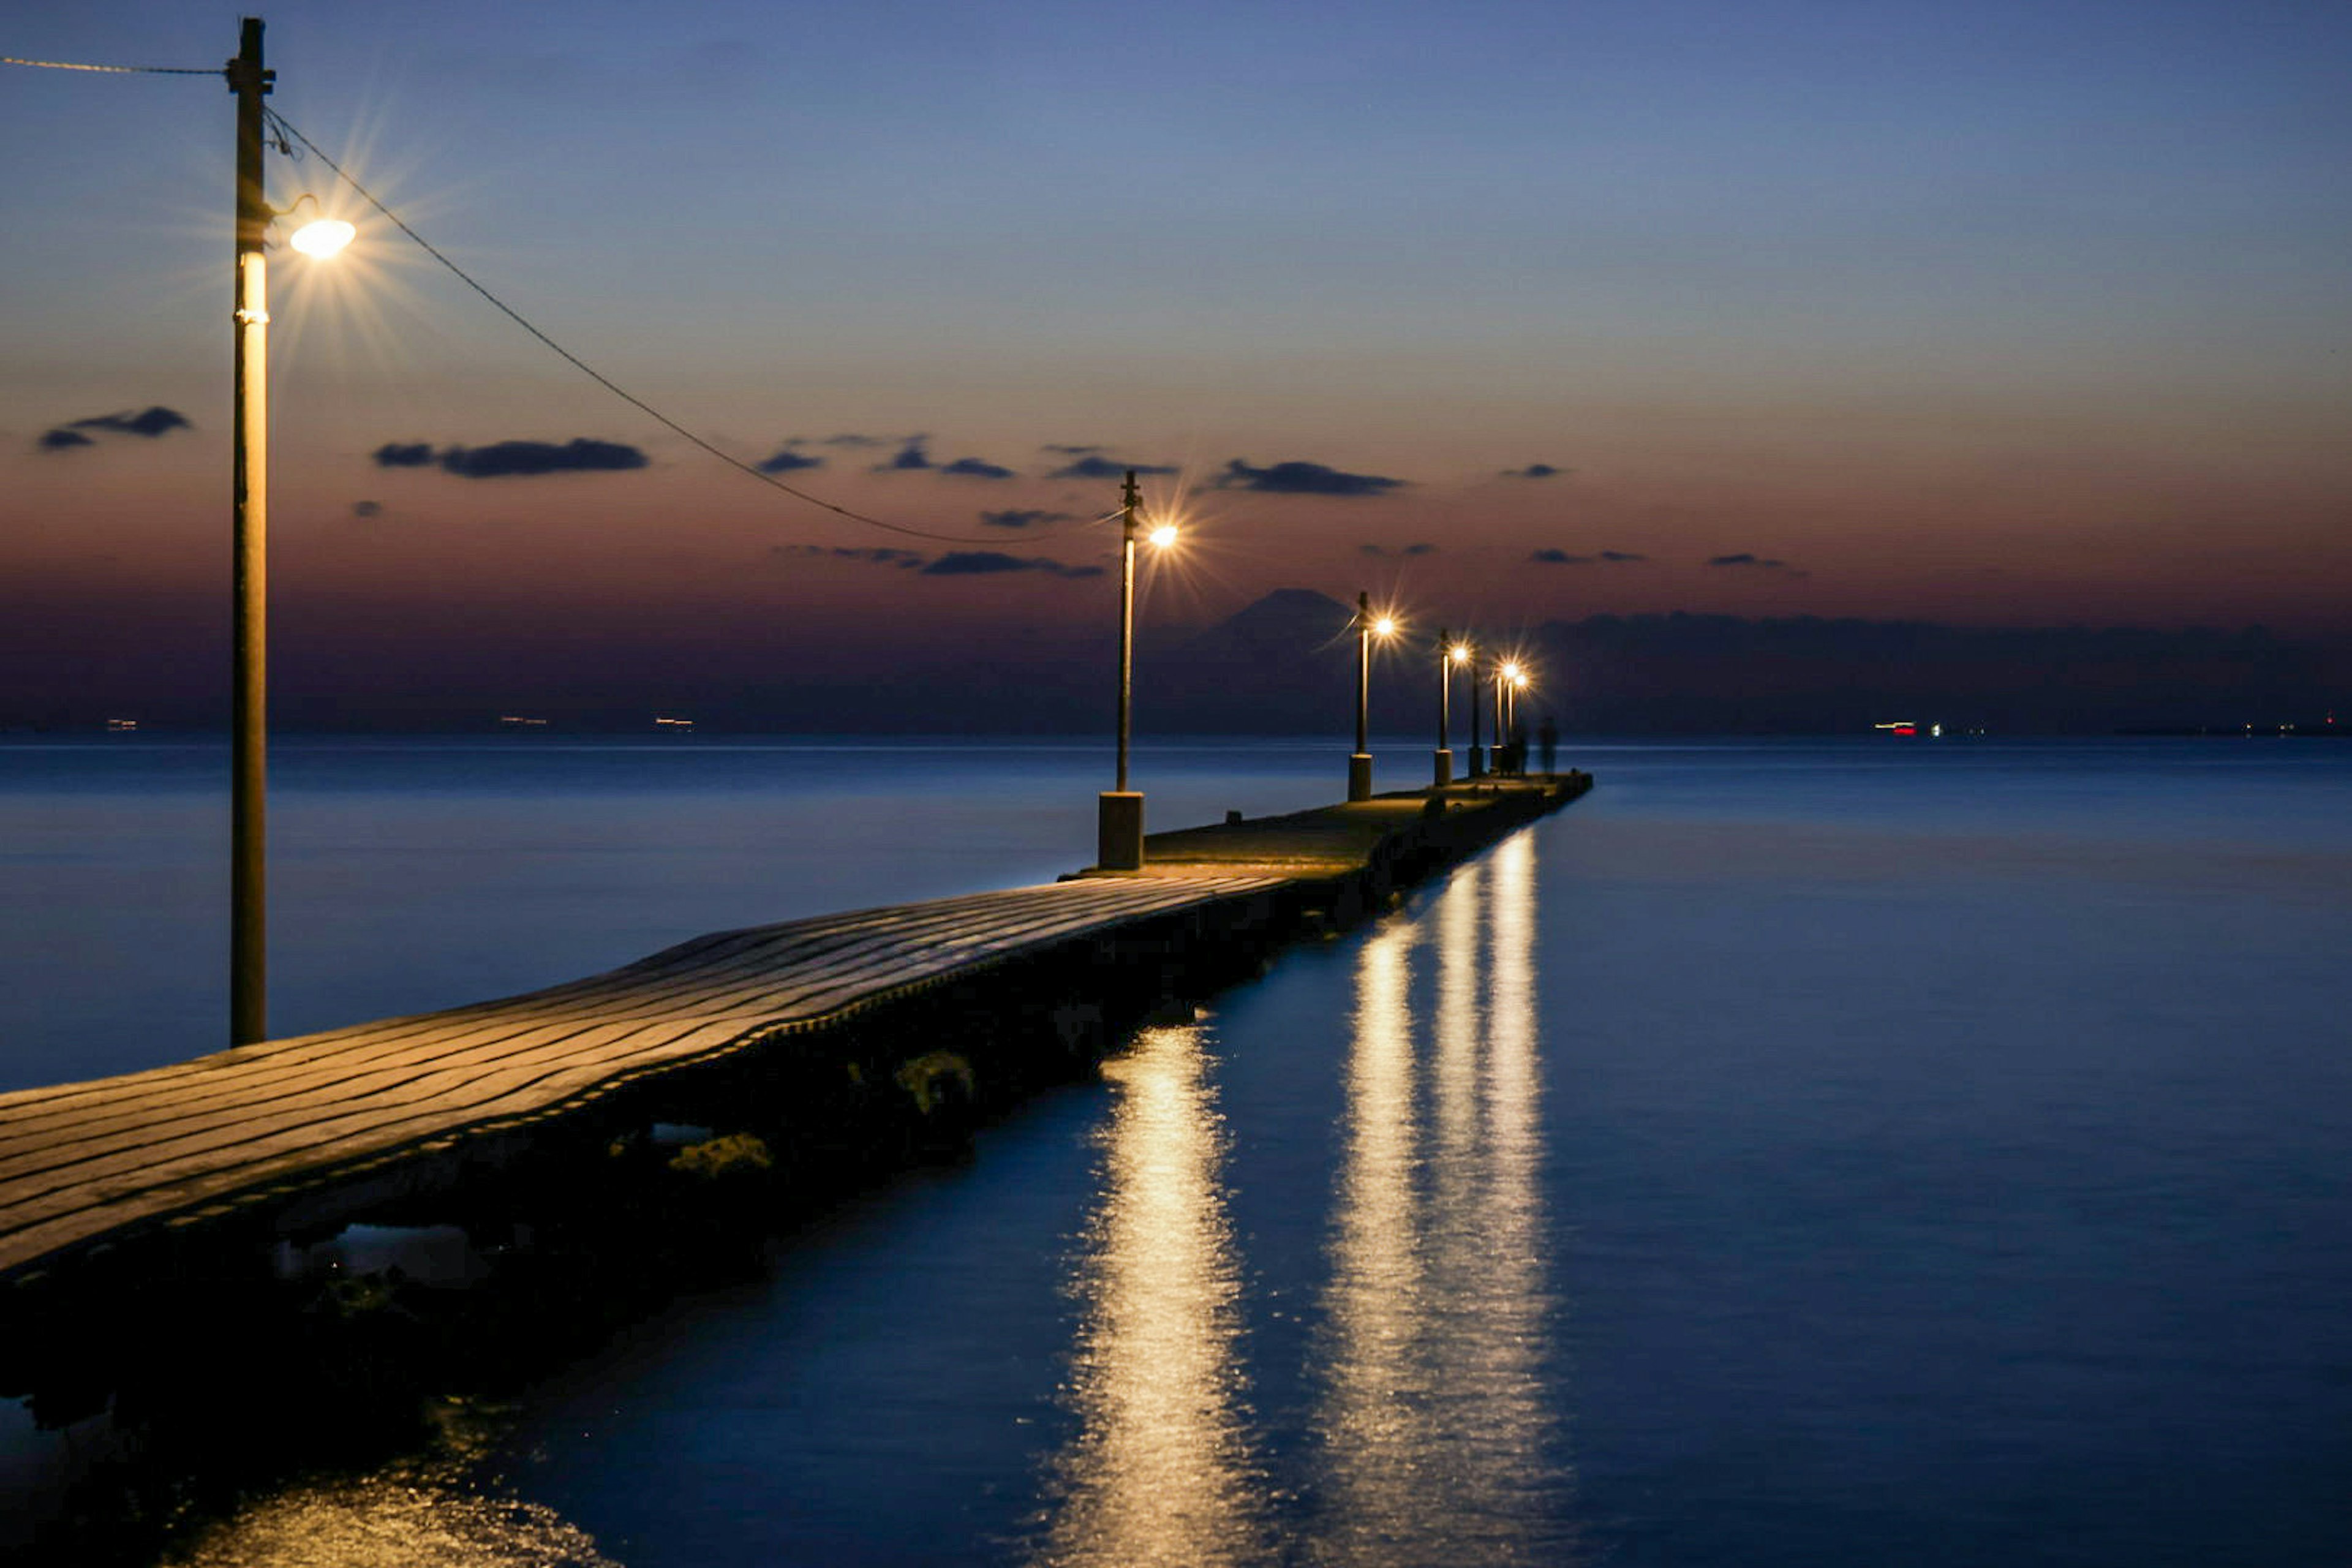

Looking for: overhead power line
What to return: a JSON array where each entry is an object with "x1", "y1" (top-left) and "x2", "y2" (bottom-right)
[
  {"x1": 1, "y1": 55, "x2": 219, "y2": 74},
  {"x1": 263, "y1": 110, "x2": 1113, "y2": 547}
]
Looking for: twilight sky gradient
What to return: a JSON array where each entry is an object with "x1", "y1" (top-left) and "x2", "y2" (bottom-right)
[{"x1": 4, "y1": 0, "x2": 2349, "y2": 723}]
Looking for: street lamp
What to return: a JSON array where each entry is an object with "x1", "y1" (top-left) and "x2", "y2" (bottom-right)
[
  {"x1": 1099, "y1": 468, "x2": 1177, "y2": 870},
  {"x1": 1491, "y1": 659, "x2": 1530, "y2": 774},
  {"x1": 1349, "y1": 593, "x2": 1397, "y2": 802},
  {"x1": 1494, "y1": 660, "x2": 1518, "y2": 775},
  {"x1": 1464, "y1": 639, "x2": 1485, "y2": 777},
  {"x1": 1434, "y1": 629, "x2": 1468, "y2": 788},
  {"x1": 227, "y1": 17, "x2": 350, "y2": 1046}
]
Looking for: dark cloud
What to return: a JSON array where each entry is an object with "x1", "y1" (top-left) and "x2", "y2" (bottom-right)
[
  {"x1": 1404, "y1": 542, "x2": 1438, "y2": 556},
  {"x1": 372, "y1": 442, "x2": 436, "y2": 468},
  {"x1": 439, "y1": 439, "x2": 649, "y2": 479},
  {"x1": 775, "y1": 544, "x2": 925, "y2": 569},
  {"x1": 39, "y1": 405, "x2": 193, "y2": 450},
  {"x1": 1708, "y1": 552, "x2": 1809, "y2": 577},
  {"x1": 980, "y1": 509, "x2": 1074, "y2": 530},
  {"x1": 1047, "y1": 454, "x2": 1181, "y2": 480},
  {"x1": 1502, "y1": 462, "x2": 1569, "y2": 479},
  {"x1": 1216, "y1": 458, "x2": 1404, "y2": 497},
  {"x1": 875, "y1": 440, "x2": 933, "y2": 472},
  {"x1": 352, "y1": 500, "x2": 383, "y2": 519},
  {"x1": 820, "y1": 433, "x2": 889, "y2": 448},
  {"x1": 1040, "y1": 443, "x2": 1103, "y2": 456},
  {"x1": 758, "y1": 446, "x2": 824, "y2": 473},
  {"x1": 920, "y1": 551, "x2": 1103, "y2": 579},
  {"x1": 1534, "y1": 546, "x2": 1646, "y2": 565},
  {"x1": 69, "y1": 406, "x2": 192, "y2": 439},
  {"x1": 940, "y1": 456, "x2": 1016, "y2": 480},
  {"x1": 1359, "y1": 542, "x2": 1441, "y2": 558}
]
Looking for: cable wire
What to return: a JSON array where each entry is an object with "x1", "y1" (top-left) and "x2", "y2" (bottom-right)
[
  {"x1": 1, "y1": 55, "x2": 219, "y2": 74},
  {"x1": 265, "y1": 109, "x2": 1115, "y2": 547}
]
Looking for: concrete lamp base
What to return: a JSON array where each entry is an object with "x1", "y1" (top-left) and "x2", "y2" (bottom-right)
[
  {"x1": 1466, "y1": 745, "x2": 1487, "y2": 778},
  {"x1": 1348, "y1": 753, "x2": 1374, "y2": 802},
  {"x1": 1432, "y1": 748, "x2": 1454, "y2": 788},
  {"x1": 1097, "y1": 791, "x2": 1145, "y2": 870}
]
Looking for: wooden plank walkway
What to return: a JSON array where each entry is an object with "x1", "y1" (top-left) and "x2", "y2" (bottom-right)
[{"x1": 0, "y1": 872, "x2": 1283, "y2": 1290}]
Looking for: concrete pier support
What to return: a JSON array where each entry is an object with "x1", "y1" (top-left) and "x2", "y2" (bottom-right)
[
  {"x1": 1096, "y1": 791, "x2": 1145, "y2": 870},
  {"x1": 1348, "y1": 754, "x2": 1374, "y2": 802},
  {"x1": 1432, "y1": 748, "x2": 1453, "y2": 788}
]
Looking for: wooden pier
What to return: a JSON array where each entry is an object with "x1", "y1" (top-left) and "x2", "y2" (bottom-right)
[{"x1": 0, "y1": 775, "x2": 1586, "y2": 1389}]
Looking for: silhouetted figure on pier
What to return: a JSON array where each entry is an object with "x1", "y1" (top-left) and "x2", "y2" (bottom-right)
[{"x1": 1539, "y1": 715, "x2": 1558, "y2": 776}]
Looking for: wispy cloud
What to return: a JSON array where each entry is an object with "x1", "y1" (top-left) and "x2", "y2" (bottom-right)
[
  {"x1": 921, "y1": 551, "x2": 1103, "y2": 579},
  {"x1": 940, "y1": 456, "x2": 1016, "y2": 479},
  {"x1": 1502, "y1": 462, "x2": 1569, "y2": 479},
  {"x1": 37, "y1": 404, "x2": 192, "y2": 450},
  {"x1": 758, "y1": 444, "x2": 824, "y2": 473},
  {"x1": 1708, "y1": 551, "x2": 1807, "y2": 576},
  {"x1": 1047, "y1": 453, "x2": 1180, "y2": 480},
  {"x1": 1360, "y1": 542, "x2": 1439, "y2": 557},
  {"x1": 1532, "y1": 546, "x2": 1646, "y2": 565},
  {"x1": 352, "y1": 500, "x2": 383, "y2": 519},
  {"x1": 775, "y1": 544, "x2": 925, "y2": 569},
  {"x1": 368, "y1": 437, "x2": 650, "y2": 478},
  {"x1": 439, "y1": 439, "x2": 649, "y2": 478},
  {"x1": 980, "y1": 509, "x2": 1074, "y2": 530},
  {"x1": 1216, "y1": 458, "x2": 1404, "y2": 497},
  {"x1": 875, "y1": 439, "x2": 934, "y2": 472}
]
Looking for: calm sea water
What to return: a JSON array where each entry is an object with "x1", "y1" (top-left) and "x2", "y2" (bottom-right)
[{"x1": 3, "y1": 735, "x2": 2348, "y2": 1566}]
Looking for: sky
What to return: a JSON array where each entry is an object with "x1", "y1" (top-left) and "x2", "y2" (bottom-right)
[{"x1": 2, "y1": 0, "x2": 2348, "y2": 725}]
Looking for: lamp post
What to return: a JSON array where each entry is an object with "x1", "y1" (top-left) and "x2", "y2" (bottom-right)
[
  {"x1": 1494, "y1": 660, "x2": 1515, "y2": 775},
  {"x1": 1465, "y1": 640, "x2": 1485, "y2": 777},
  {"x1": 225, "y1": 17, "x2": 352, "y2": 1046},
  {"x1": 1433, "y1": 628, "x2": 1463, "y2": 788},
  {"x1": 1098, "y1": 469, "x2": 1175, "y2": 869},
  {"x1": 1349, "y1": 593, "x2": 1396, "y2": 802},
  {"x1": 228, "y1": 17, "x2": 270, "y2": 1046}
]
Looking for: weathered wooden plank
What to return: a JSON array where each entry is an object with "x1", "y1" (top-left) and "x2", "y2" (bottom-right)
[
  {"x1": 0, "y1": 876, "x2": 1265, "y2": 1160},
  {"x1": 0, "y1": 872, "x2": 1287, "y2": 1281},
  {"x1": 0, "y1": 876, "x2": 1275, "y2": 1202}
]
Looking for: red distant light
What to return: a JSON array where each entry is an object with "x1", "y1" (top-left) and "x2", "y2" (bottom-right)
[{"x1": 1892, "y1": 725, "x2": 1917, "y2": 736}]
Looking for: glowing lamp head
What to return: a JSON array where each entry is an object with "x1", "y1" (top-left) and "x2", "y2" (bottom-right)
[
  {"x1": 1147, "y1": 522, "x2": 1179, "y2": 550},
  {"x1": 1500, "y1": 660, "x2": 1523, "y2": 681},
  {"x1": 1371, "y1": 616, "x2": 1397, "y2": 638},
  {"x1": 288, "y1": 217, "x2": 355, "y2": 258},
  {"x1": 1447, "y1": 643, "x2": 1471, "y2": 665},
  {"x1": 1513, "y1": 673, "x2": 1530, "y2": 690}
]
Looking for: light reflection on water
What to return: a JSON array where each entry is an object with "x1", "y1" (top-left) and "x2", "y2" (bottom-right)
[
  {"x1": 1305, "y1": 832, "x2": 1560, "y2": 1566},
  {"x1": 156, "y1": 1409, "x2": 617, "y2": 1568},
  {"x1": 1038, "y1": 1023, "x2": 1269, "y2": 1567},
  {"x1": 1041, "y1": 834, "x2": 1564, "y2": 1567}
]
